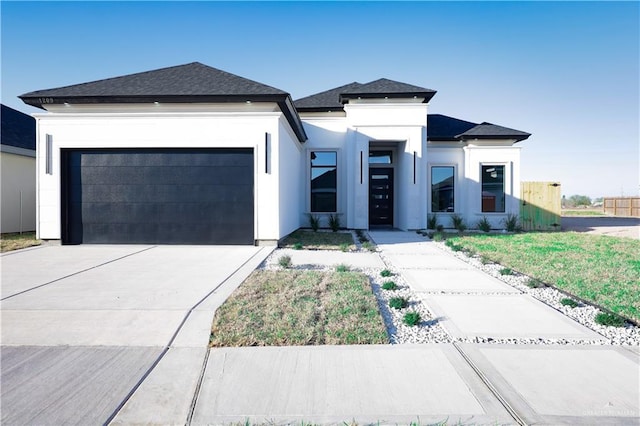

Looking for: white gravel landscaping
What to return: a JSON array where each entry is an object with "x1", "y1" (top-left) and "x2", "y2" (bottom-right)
[
  {"x1": 260, "y1": 244, "x2": 453, "y2": 344},
  {"x1": 258, "y1": 231, "x2": 640, "y2": 347},
  {"x1": 433, "y1": 239, "x2": 640, "y2": 347}
]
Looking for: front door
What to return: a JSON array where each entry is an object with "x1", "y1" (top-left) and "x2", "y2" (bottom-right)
[{"x1": 369, "y1": 167, "x2": 394, "y2": 226}]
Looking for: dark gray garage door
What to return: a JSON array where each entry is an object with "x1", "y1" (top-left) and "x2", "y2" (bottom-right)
[{"x1": 61, "y1": 148, "x2": 254, "y2": 245}]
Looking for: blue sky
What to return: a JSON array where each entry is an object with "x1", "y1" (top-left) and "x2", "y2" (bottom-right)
[{"x1": 2, "y1": 1, "x2": 638, "y2": 199}]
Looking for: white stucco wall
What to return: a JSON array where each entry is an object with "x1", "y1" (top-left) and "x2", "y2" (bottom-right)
[
  {"x1": 34, "y1": 103, "x2": 292, "y2": 242},
  {"x1": 1, "y1": 151, "x2": 36, "y2": 233},
  {"x1": 299, "y1": 117, "x2": 349, "y2": 229},
  {"x1": 463, "y1": 143, "x2": 522, "y2": 229},
  {"x1": 301, "y1": 102, "x2": 430, "y2": 231},
  {"x1": 277, "y1": 116, "x2": 303, "y2": 239},
  {"x1": 346, "y1": 102, "x2": 429, "y2": 230},
  {"x1": 33, "y1": 101, "x2": 524, "y2": 241},
  {"x1": 284, "y1": 102, "x2": 524, "y2": 234}
]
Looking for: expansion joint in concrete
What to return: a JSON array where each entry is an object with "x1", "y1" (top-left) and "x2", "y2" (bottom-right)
[
  {"x1": 185, "y1": 349, "x2": 211, "y2": 425},
  {"x1": 104, "y1": 246, "x2": 272, "y2": 425},
  {"x1": 452, "y1": 342, "x2": 528, "y2": 426}
]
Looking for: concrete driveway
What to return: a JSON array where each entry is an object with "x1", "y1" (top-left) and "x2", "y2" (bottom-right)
[{"x1": 1, "y1": 244, "x2": 272, "y2": 425}]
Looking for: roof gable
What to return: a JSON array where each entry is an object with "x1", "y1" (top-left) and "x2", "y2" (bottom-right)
[{"x1": 1, "y1": 104, "x2": 35, "y2": 151}]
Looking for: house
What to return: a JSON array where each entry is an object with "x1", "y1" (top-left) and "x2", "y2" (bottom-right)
[
  {"x1": 1, "y1": 104, "x2": 37, "y2": 233},
  {"x1": 19, "y1": 62, "x2": 530, "y2": 245}
]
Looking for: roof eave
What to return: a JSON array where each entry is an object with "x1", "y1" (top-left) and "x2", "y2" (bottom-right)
[
  {"x1": 427, "y1": 137, "x2": 461, "y2": 142},
  {"x1": 339, "y1": 91, "x2": 436, "y2": 103},
  {"x1": 20, "y1": 93, "x2": 308, "y2": 143},
  {"x1": 279, "y1": 96, "x2": 308, "y2": 143},
  {"x1": 296, "y1": 106, "x2": 345, "y2": 113},
  {"x1": 456, "y1": 134, "x2": 531, "y2": 143}
]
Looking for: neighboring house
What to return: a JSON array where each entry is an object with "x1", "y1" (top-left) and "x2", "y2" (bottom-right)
[
  {"x1": 19, "y1": 62, "x2": 530, "y2": 245},
  {"x1": 1, "y1": 104, "x2": 36, "y2": 233}
]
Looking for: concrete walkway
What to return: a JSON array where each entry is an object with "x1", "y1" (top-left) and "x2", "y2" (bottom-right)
[
  {"x1": 3, "y1": 234, "x2": 639, "y2": 425},
  {"x1": 186, "y1": 231, "x2": 639, "y2": 425}
]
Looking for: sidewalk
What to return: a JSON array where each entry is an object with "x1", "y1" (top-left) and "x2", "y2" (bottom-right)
[{"x1": 176, "y1": 231, "x2": 639, "y2": 425}]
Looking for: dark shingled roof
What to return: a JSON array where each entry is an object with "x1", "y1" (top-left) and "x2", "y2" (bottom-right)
[
  {"x1": 1, "y1": 104, "x2": 35, "y2": 151},
  {"x1": 20, "y1": 62, "x2": 287, "y2": 101},
  {"x1": 457, "y1": 122, "x2": 531, "y2": 142},
  {"x1": 294, "y1": 82, "x2": 362, "y2": 112},
  {"x1": 295, "y1": 79, "x2": 436, "y2": 112},
  {"x1": 340, "y1": 78, "x2": 436, "y2": 103},
  {"x1": 427, "y1": 114, "x2": 477, "y2": 141},
  {"x1": 19, "y1": 62, "x2": 307, "y2": 142},
  {"x1": 428, "y1": 114, "x2": 530, "y2": 143}
]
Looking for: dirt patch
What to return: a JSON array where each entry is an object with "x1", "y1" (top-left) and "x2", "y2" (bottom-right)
[{"x1": 561, "y1": 216, "x2": 639, "y2": 239}]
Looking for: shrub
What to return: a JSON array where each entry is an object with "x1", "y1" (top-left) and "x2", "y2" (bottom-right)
[
  {"x1": 403, "y1": 311, "x2": 421, "y2": 326},
  {"x1": 499, "y1": 267, "x2": 513, "y2": 276},
  {"x1": 293, "y1": 242, "x2": 303, "y2": 250},
  {"x1": 335, "y1": 264, "x2": 350, "y2": 272},
  {"x1": 432, "y1": 232, "x2": 444, "y2": 242},
  {"x1": 560, "y1": 298, "x2": 579, "y2": 308},
  {"x1": 436, "y1": 224, "x2": 444, "y2": 232},
  {"x1": 382, "y1": 281, "x2": 397, "y2": 290},
  {"x1": 595, "y1": 312, "x2": 626, "y2": 327},
  {"x1": 380, "y1": 269, "x2": 393, "y2": 277},
  {"x1": 362, "y1": 241, "x2": 376, "y2": 252},
  {"x1": 480, "y1": 254, "x2": 492, "y2": 265},
  {"x1": 450, "y1": 214, "x2": 467, "y2": 233},
  {"x1": 328, "y1": 214, "x2": 341, "y2": 232},
  {"x1": 278, "y1": 255, "x2": 292, "y2": 269},
  {"x1": 446, "y1": 239, "x2": 463, "y2": 252},
  {"x1": 526, "y1": 279, "x2": 545, "y2": 288},
  {"x1": 308, "y1": 214, "x2": 320, "y2": 232},
  {"x1": 339, "y1": 243, "x2": 349, "y2": 252},
  {"x1": 356, "y1": 229, "x2": 369, "y2": 243},
  {"x1": 427, "y1": 215, "x2": 438, "y2": 230},
  {"x1": 503, "y1": 213, "x2": 520, "y2": 232},
  {"x1": 477, "y1": 216, "x2": 492, "y2": 233},
  {"x1": 389, "y1": 297, "x2": 408, "y2": 310}
]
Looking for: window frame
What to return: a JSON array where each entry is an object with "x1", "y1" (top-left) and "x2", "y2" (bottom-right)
[
  {"x1": 480, "y1": 164, "x2": 506, "y2": 213},
  {"x1": 429, "y1": 164, "x2": 457, "y2": 214},
  {"x1": 309, "y1": 149, "x2": 338, "y2": 213}
]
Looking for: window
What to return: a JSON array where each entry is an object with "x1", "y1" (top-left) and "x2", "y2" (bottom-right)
[
  {"x1": 431, "y1": 166, "x2": 455, "y2": 212},
  {"x1": 481, "y1": 165, "x2": 505, "y2": 212},
  {"x1": 369, "y1": 150, "x2": 392, "y2": 164},
  {"x1": 310, "y1": 151, "x2": 337, "y2": 212}
]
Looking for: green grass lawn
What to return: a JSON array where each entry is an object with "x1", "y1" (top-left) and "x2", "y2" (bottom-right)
[
  {"x1": 280, "y1": 229, "x2": 356, "y2": 251},
  {"x1": 446, "y1": 232, "x2": 640, "y2": 322},
  {"x1": 210, "y1": 269, "x2": 388, "y2": 347},
  {"x1": 1, "y1": 232, "x2": 41, "y2": 253}
]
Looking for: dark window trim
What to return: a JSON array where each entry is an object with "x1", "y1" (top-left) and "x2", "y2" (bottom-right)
[
  {"x1": 430, "y1": 165, "x2": 456, "y2": 213},
  {"x1": 481, "y1": 164, "x2": 506, "y2": 213},
  {"x1": 310, "y1": 150, "x2": 338, "y2": 213}
]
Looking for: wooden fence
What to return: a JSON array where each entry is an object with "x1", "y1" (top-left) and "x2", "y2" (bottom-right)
[
  {"x1": 603, "y1": 197, "x2": 640, "y2": 217},
  {"x1": 520, "y1": 181, "x2": 562, "y2": 231}
]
